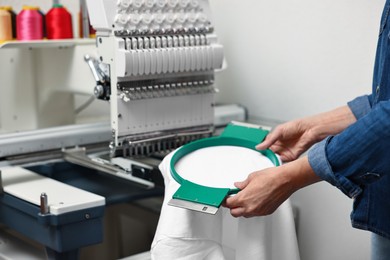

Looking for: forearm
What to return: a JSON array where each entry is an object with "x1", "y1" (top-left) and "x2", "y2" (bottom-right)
[
  {"x1": 304, "y1": 105, "x2": 357, "y2": 141},
  {"x1": 278, "y1": 156, "x2": 322, "y2": 193}
]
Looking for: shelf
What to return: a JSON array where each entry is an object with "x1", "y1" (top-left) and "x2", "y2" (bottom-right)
[{"x1": 0, "y1": 39, "x2": 95, "y2": 49}]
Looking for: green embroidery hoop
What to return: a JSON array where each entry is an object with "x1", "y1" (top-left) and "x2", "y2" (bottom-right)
[{"x1": 168, "y1": 123, "x2": 280, "y2": 214}]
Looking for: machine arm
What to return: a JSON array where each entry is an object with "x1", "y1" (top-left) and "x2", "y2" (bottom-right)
[{"x1": 84, "y1": 54, "x2": 111, "y2": 100}]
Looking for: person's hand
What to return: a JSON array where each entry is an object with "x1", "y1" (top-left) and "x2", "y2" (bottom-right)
[
  {"x1": 225, "y1": 167, "x2": 292, "y2": 217},
  {"x1": 256, "y1": 106, "x2": 357, "y2": 162},
  {"x1": 256, "y1": 118, "x2": 318, "y2": 162},
  {"x1": 224, "y1": 157, "x2": 321, "y2": 217}
]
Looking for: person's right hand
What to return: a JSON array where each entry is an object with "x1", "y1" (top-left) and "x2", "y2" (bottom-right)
[
  {"x1": 255, "y1": 106, "x2": 357, "y2": 162},
  {"x1": 256, "y1": 119, "x2": 319, "y2": 162}
]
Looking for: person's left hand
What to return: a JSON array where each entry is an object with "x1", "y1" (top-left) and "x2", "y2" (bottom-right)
[
  {"x1": 224, "y1": 166, "x2": 293, "y2": 217},
  {"x1": 224, "y1": 156, "x2": 321, "y2": 217}
]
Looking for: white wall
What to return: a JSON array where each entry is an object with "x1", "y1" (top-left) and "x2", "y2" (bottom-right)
[
  {"x1": 210, "y1": 0, "x2": 385, "y2": 259},
  {"x1": 211, "y1": 0, "x2": 382, "y2": 121}
]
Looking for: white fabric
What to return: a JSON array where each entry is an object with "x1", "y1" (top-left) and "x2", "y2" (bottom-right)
[{"x1": 151, "y1": 146, "x2": 300, "y2": 260}]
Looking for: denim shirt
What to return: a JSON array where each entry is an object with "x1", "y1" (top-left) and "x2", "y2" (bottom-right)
[{"x1": 308, "y1": 0, "x2": 390, "y2": 239}]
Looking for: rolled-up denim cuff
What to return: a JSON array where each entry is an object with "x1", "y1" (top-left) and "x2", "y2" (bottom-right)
[
  {"x1": 308, "y1": 138, "x2": 338, "y2": 185},
  {"x1": 308, "y1": 137, "x2": 362, "y2": 198},
  {"x1": 347, "y1": 95, "x2": 372, "y2": 120}
]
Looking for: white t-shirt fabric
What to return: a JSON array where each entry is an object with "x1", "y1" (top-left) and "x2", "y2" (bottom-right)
[{"x1": 151, "y1": 146, "x2": 300, "y2": 260}]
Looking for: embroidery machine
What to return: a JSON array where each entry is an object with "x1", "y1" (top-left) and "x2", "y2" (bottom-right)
[
  {"x1": 85, "y1": 0, "x2": 225, "y2": 157},
  {"x1": 0, "y1": 0, "x2": 246, "y2": 259}
]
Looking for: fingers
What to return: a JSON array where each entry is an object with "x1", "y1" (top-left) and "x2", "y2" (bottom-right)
[
  {"x1": 225, "y1": 196, "x2": 255, "y2": 218},
  {"x1": 280, "y1": 152, "x2": 299, "y2": 162},
  {"x1": 225, "y1": 185, "x2": 252, "y2": 217},
  {"x1": 225, "y1": 193, "x2": 240, "y2": 210},
  {"x1": 223, "y1": 175, "x2": 250, "y2": 212},
  {"x1": 255, "y1": 128, "x2": 281, "y2": 150},
  {"x1": 234, "y1": 179, "x2": 249, "y2": 190},
  {"x1": 256, "y1": 135, "x2": 276, "y2": 150},
  {"x1": 229, "y1": 207, "x2": 245, "y2": 218},
  {"x1": 224, "y1": 169, "x2": 285, "y2": 218}
]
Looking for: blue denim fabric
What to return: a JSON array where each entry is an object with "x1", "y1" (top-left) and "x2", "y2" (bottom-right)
[
  {"x1": 372, "y1": 233, "x2": 390, "y2": 260},
  {"x1": 308, "y1": 0, "x2": 390, "y2": 239}
]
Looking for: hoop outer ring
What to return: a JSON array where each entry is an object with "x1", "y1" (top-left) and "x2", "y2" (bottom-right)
[{"x1": 169, "y1": 135, "x2": 280, "y2": 207}]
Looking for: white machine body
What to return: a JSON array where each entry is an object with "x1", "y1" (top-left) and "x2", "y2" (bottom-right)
[
  {"x1": 86, "y1": 0, "x2": 225, "y2": 156},
  {"x1": 1, "y1": 167, "x2": 105, "y2": 215}
]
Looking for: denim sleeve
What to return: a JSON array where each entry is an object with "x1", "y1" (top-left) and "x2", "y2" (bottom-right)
[
  {"x1": 308, "y1": 138, "x2": 363, "y2": 198},
  {"x1": 347, "y1": 94, "x2": 372, "y2": 119},
  {"x1": 308, "y1": 96, "x2": 390, "y2": 198}
]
